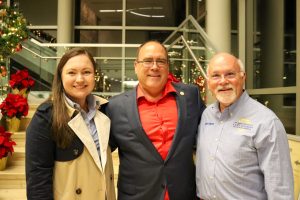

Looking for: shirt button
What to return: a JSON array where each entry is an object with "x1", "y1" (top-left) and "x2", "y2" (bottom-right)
[
  {"x1": 75, "y1": 188, "x2": 82, "y2": 194},
  {"x1": 220, "y1": 121, "x2": 223, "y2": 124},
  {"x1": 215, "y1": 138, "x2": 219, "y2": 142},
  {"x1": 210, "y1": 156, "x2": 215, "y2": 161},
  {"x1": 209, "y1": 176, "x2": 214, "y2": 180}
]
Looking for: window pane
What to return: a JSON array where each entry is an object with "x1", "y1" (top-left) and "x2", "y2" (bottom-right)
[
  {"x1": 126, "y1": 0, "x2": 185, "y2": 26},
  {"x1": 76, "y1": 30, "x2": 122, "y2": 43},
  {"x1": 253, "y1": 0, "x2": 296, "y2": 88},
  {"x1": 100, "y1": 59, "x2": 122, "y2": 93},
  {"x1": 19, "y1": 0, "x2": 57, "y2": 25},
  {"x1": 126, "y1": 30, "x2": 172, "y2": 43},
  {"x1": 124, "y1": 59, "x2": 137, "y2": 91},
  {"x1": 250, "y1": 94, "x2": 296, "y2": 134},
  {"x1": 79, "y1": 0, "x2": 122, "y2": 26}
]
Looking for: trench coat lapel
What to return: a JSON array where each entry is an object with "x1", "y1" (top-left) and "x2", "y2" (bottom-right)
[
  {"x1": 68, "y1": 114, "x2": 103, "y2": 172},
  {"x1": 94, "y1": 111, "x2": 111, "y2": 171}
]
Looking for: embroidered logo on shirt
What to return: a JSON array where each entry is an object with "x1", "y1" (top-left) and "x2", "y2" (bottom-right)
[
  {"x1": 205, "y1": 122, "x2": 214, "y2": 125},
  {"x1": 233, "y1": 118, "x2": 253, "y2": 130}
]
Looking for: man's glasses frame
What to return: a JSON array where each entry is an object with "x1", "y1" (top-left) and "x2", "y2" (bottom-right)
[
  {"x1": 209, "y1": 71, "x2": 245, "y2": 81},
  {"x1": 136, "y1": 58, "x2": 168, "y2": 68}
]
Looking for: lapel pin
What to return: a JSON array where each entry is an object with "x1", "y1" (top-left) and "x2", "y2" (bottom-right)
[{"x1": 180, "y1": 91, "x2": 184, "y2": 95}]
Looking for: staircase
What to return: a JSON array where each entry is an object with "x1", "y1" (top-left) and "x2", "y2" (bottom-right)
[
  {"x1": 0, "y1": 95, "x2": 120, "y2": 200},
  {"x1": 0, "y1": 104, "x2": 37, "y2": 200}
]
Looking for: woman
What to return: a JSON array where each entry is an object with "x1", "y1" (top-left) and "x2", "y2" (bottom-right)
[{"x1": 26, "y1": 48, "x2": 116, "y2": 200}]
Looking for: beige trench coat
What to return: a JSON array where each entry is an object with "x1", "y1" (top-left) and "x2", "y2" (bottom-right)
[{"x1": 53, "y1": 97, "x2": 116, "y2": 200}]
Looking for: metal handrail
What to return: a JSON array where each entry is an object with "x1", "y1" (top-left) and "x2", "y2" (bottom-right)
[
  {"x1": 163, "y1": 15, "x2": 218, "y2": 80},
  {"x1": 163, "y1": 15, "x2": 218, "y2": 52},
  {"x1": 180, "y1": 35, "x2": 207, "y2": 79}
]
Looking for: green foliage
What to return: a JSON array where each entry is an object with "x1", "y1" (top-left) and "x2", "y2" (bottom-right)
[{"x1": 0, "y1": 2, "x2": 29, "y2": 60}]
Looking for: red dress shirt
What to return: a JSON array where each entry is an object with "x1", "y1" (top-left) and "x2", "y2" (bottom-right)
[{"x1": 137, "y1": 80, "x2": 178, "y2": 200}]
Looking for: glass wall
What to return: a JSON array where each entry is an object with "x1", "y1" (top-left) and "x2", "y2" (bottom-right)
[
  {"x1": 251, "y1": 94, "x2": 296, "y2": 134},
  {"x1": 16, "y1": 0, "x2": 189, "y2": 95},
  {"x1": 252, "y1": 0, "x2": 296, "y2": 89},
  {"x1": 247, "y1": 0, "x2": 297, "y2": 134},
  {"x1": 126, "y1": 0, "x2": 185, "y2": 27},
  {"x1": 13, "y1": 0, "x2": 300, "y2": 134}
]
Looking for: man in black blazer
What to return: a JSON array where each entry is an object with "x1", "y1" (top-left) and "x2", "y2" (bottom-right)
[{"x1": 106, "y1": 40, "x2": 205, "y2": 200}]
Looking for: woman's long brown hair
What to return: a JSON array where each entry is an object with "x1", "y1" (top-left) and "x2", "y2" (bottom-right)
[{"x1": 50, "y1": 48, "x2": 96, "y2": 148}]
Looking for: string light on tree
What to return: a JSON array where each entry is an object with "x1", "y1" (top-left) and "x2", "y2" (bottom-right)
[
  {"x1": 0, "y1": 0, "x2": 28, "y2": 59},
  {"x1": 0, "y1": 0, "x2": 29, "y2": 99}
]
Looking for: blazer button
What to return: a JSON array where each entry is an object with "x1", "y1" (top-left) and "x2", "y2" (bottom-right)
[
  {"x1": 73, "y1": 149, "x2": 79, "y2": 156},
  {"x1": 75, "y1": 188, "x2": 82, "y2": 194},
  {"x1": 110, "y1": 174, "x2": 113, "y2": 180},
  {"x1": 161, "y1": 184, "x2": 165, "y2": 189}
]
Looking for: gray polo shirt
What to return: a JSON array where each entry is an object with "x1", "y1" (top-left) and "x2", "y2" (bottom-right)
[{"x1": 196, "y1": 91, "x2": 293, "y2": 200}]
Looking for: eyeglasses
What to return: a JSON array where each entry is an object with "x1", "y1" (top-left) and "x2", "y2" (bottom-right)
[
  {"x1": 136, "y1": 59, "x2": 168, "y2": 68},
  {"x1": 209, "y1": 71, "x2": 244, "y2": 81}
]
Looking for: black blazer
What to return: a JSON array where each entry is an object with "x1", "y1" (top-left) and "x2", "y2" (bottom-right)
[{"x1": 107, "y1": 82, "x2": 205, "y2": 200}]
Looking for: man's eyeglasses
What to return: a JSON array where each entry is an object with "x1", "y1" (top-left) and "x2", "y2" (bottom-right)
[
  {"x1": 136, "y1": 59, "x2": 168, "y2": 68},
  {"x1": 209, "y1": 71, "x2": 244, "y2": 81}
]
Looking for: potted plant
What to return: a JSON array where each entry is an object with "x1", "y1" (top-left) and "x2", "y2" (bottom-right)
[
  {"x1": 9, "y1": 69, "x2": 35, "y2": 97},
  {"x1": 0, "y1": 93, "x2": 29, "y2": 132},
  {"x1": 0, "y1": 125, "x2": 16, "y2": 170}
]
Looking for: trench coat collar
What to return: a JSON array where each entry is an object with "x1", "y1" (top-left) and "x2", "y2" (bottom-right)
[{"x1": 66, "y1": 95, "x2": 110, "y2": 173}]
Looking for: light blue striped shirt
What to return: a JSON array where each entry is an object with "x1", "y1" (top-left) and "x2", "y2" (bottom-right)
[
  {"x1": 65, "y1": 94, "x2": 101, "y2": 161},
  {"x1": 196, "y1": 91, "x2": 294, "y2": 200}
]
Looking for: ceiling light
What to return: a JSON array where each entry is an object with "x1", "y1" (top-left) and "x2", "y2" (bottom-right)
[
  {"x1": 99, "y1": 9, "x2": 122, "y2": 13},
  {"x1": 99, "y1": 7, "x2": 165, "y2": 18}
]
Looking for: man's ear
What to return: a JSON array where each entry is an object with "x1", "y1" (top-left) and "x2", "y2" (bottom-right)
[
  {"x1": 134, "y1": 61, "x2": 138, "y2": 74},
  {"x1": 207, "y1": 79, "x2": 215, "y2": 95},
  {"x1": 242, "y1": 72, "x2": 246, "y2": 89}
]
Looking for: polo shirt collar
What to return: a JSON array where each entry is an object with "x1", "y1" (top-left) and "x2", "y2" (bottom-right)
[{"x1": 211, "y1": 90, "x2": 249, "y2": 117}]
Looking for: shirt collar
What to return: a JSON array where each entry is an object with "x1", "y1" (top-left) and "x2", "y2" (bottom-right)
[
  {"x1": 211, "y1": 90, "x2": 249, "y2": 117},
  {"x1": 64, "y1": 94, "x2": 100, "y2": 112},
  {"x1": 136, "y1": 79, "x2": 177, "y2": 101}
]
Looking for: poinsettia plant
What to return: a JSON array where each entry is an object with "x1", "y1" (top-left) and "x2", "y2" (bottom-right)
[
  {"x1": 0, "y1": 93, "x2": 28, "y2": 119},
  {"x1": 0, "y1": 126, "x2": 16, "y2": 159},
  {"x1": 9, "y1": 69, "x2": 35, "y2": 91}
]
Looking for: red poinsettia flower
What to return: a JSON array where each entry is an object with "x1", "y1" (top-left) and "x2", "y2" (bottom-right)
[
  {"x1": 9, "y1": 69, "x2": 35, "y2": 90},
  {"x1": 0, "y1": 93, "x2": 29, "y2": 119},
  {"x1": 0, "y1": 126, "x2": 16, "y2": 159}
]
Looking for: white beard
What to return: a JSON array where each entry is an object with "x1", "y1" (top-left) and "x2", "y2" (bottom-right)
[{"x1": 214, "y1": 85, "x2": 237, "y2": 106}]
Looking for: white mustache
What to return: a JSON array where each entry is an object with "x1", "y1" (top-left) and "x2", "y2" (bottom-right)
[{"x1": 216, "y1": 84, "x2": 233, "y2": 91}]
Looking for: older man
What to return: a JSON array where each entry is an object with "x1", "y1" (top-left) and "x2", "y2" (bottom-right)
[{"x1": 196, "y1": 52, "x2": 294, "y2": 200}]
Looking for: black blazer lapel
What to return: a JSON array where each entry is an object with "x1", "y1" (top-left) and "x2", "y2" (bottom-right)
[
  {"x1": 165, "y1": 83, "x2": 187, "y2": 163},
  {"x1": 125, "y1": 88, "x2": 163, "y2": 162}
]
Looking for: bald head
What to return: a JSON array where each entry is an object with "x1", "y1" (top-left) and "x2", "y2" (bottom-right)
[{"x1": 207, "y1": 52, "x2": 244, "y2": 75}]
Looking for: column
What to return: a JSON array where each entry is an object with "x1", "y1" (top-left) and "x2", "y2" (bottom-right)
[
  {"x1": 57, "y1": 0, "x2": 74, "y2": 56},
  {"x1": 206, "y1": 0, "x2": 231, "y2": 52},
  {"x1": 205, "y1": 0, "x2": 231, "y2": 104}
]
